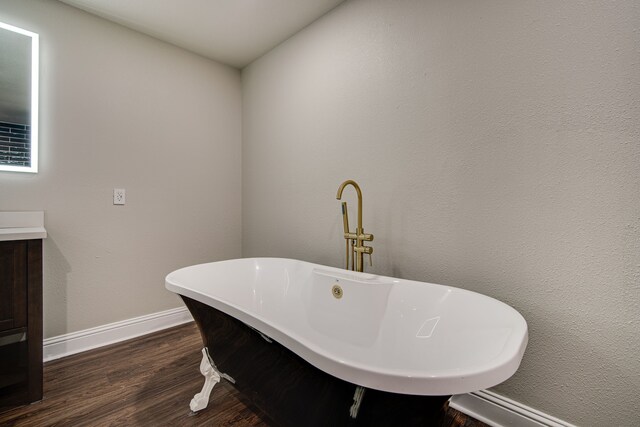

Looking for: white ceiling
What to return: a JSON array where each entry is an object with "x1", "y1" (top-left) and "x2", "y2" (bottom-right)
[{"x1": 57, "y1": 0, "x2": 345, "y2": 68}]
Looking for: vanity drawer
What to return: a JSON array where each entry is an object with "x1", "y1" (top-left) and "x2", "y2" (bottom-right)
[{"x1": 0, "y1": 241, "x2": 27, "y2": 333}]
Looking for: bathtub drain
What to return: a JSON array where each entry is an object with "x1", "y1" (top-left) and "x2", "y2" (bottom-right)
[{"x1": 332, "y1": 284, "x2": 343, "y2": 299}]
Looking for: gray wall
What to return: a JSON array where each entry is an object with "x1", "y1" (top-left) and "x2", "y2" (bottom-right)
[
  {"x1": 0, "y1": 0, "x2": 242, "y2": 336},
  {"x1": 242, "y1": 0, "x2": 640, "y2": 425}
]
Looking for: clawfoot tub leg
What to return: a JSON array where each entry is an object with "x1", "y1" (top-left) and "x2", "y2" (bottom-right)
[{"x1": 189, "y1": 348, "x2": 221, "y2": 412}]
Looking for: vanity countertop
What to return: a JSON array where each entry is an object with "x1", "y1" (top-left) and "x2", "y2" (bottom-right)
[{"x1": 0, "y1": 211, "x2": 47, "y2": 241}]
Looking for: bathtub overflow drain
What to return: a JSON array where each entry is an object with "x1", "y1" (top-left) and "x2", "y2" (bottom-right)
[{"x1": 332, "y1": 284, "x2": 343, "y2": 299}]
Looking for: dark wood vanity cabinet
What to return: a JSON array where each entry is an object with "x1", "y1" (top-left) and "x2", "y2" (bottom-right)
[{"x1": 0, "y1": 239, "x2": 43, "y2": 408}]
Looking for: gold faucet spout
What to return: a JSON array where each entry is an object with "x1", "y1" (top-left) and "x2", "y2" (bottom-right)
[{"x1": 336, "y1": 180, "x2": 363, "y2": 233}]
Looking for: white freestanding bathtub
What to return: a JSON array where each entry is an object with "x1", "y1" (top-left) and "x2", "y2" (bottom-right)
[{"x1": 166, "y1": 258, "x2": 528, "y2": 426}]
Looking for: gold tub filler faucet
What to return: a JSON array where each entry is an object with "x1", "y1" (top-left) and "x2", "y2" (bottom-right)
[{"x1": 336, "y1": 180, "x2": 374, "y2": 272}]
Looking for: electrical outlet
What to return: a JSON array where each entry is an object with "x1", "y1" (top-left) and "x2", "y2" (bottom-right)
[{"x1": 113, "y1": 188, "x2": 125, "y2": 205}]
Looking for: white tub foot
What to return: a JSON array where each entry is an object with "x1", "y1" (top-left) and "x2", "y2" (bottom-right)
[
  {"x1": 189, "y1": 348, "x2": 221, "y2": 412},
  {"x1": 350, "y1": 386, "x2": 366, "y2": 418}
]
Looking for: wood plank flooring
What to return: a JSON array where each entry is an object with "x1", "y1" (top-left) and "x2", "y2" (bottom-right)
[{"x1": 0, "y1": 323, "x2": 489, "y2": 427}]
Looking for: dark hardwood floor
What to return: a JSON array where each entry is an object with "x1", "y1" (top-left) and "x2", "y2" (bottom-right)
[{"x1": 0, "y1": 323, "x2": 489, "y2": 426}]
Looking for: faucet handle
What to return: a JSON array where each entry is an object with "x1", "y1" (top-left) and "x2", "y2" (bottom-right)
[
  {"x1": 361, "y1": 233, "x2": 374, "y2": 242},
  {"x1": 354, "y1": 245, "x2": 373, "y2": 254},
  {"x1": 367, "y1": 252, "x2": 373, "y2": 267}
]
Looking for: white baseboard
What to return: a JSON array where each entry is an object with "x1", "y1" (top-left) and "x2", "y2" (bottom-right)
[
  {"x1": 43, "y1": 307, "x2": 194, "y2": 362},
  {"x1": 449, "y1": 390, "x2": 575, "y2": 427}
]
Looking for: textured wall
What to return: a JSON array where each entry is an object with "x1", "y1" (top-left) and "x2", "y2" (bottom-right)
[
  {"x1": 242, "y1": 0, "x2": 640, "y2": 425},
  {"x1": 0, "y1": 0, "x2": 242, "y2": 337}
]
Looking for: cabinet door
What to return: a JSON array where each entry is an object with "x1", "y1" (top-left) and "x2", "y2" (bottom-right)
[{"x1": 0, "y1": 240, "x2": 27, "y2": 332}]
